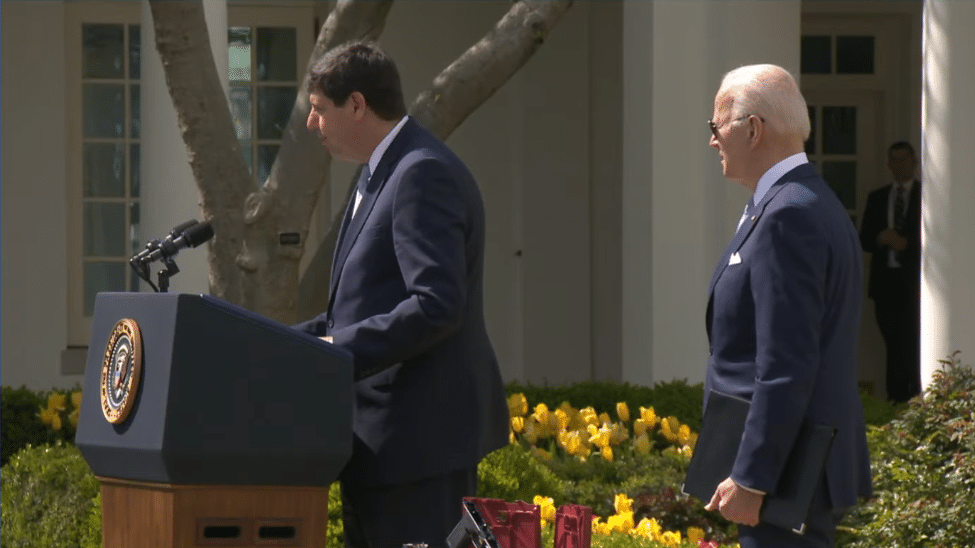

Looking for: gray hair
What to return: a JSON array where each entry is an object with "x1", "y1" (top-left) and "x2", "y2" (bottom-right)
[{"x1": 717, "y1": 64, "x2": 810, "y2": 142}]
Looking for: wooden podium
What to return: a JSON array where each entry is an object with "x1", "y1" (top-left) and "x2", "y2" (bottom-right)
[{"x1": 76, "y1": 293, "x2": 352, "y2": 548}]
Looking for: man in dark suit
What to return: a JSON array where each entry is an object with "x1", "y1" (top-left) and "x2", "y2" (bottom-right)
[
  {"x1": 702, "y1": 65, "x2": 872, "y2": 548},
  {"x1": 859, "y1": 142, "x2": 922, "y2": 403},
  {"x1": 296, "y1": 42, "x2": 509, "y2": 548}
]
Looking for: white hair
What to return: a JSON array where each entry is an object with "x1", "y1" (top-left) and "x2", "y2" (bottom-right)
[{"x1": 717, "y1": 64, "x2": 810, "y2": 142}]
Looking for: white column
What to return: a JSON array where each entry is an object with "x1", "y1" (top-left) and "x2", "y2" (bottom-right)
[
  {"x1": 921, "y1": 0, "x2": 975, "y2": 386},
  {"x1": 621, "y1": 1, "x2": 801, "y2": 385},
  {"x1": 140, "y1": 0, "x2": 227, "y2": 294}
]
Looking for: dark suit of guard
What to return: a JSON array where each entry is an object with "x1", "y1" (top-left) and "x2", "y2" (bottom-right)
[
  {"x1": 296, "y1": 117, "x2": 509, "y2": 547},
  {"x1": 706, "y1": 163, "x2": 874, "y2": 547},
  {"x1": 859, "y1": 180, "x2": 922, "y2": 402}
]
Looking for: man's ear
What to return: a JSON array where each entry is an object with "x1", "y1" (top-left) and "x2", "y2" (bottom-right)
[
  {"x1": 748, "y1": 116, "x2": 764, "y2": 148},
  {"x1": 349, "y1": 91, "x2": 368, "y2": 119}
]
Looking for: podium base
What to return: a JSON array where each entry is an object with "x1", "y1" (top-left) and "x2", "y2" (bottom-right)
[{"x1": 97, "y1": 477, "x2": 329, "y2": 548}]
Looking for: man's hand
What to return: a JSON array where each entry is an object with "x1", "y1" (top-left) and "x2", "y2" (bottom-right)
[
  {"x1": 705, "y1": 477, "x2": 764, "y2": 526},
  {"x1": 877, "y1": 228, "x2": 908, "y2": 252},
  {"x1": 320, "y1": 336, "x2": 333, "y2": 344}
]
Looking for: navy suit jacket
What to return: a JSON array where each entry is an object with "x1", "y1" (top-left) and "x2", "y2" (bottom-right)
[
  {"x1": 859, "y1": 181, "x2": 921, "y2": 300},
  {"x1": 296, "y1": 118, "x2": 509, "y2": 486},
  {"x1": 705, "y1": 163, "x2": 873, "y2": 510}
]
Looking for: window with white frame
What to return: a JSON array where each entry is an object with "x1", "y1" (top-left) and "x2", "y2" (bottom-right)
[{"x1": 67, "y1": 3, "x2": 312, "y2": 346}]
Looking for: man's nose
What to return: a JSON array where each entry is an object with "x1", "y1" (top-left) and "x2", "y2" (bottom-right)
[{"x1": 306, "y1": 112, "x2": 316, "y2": 131}]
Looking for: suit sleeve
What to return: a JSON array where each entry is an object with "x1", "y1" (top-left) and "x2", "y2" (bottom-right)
[
  {"x1": 327, "y1": 158, "x2": 468, "y2": 374},
  {"x1": 731, "y1": 203, "x2": 827, "y2": 493},
  {"x1": 859, "y1": 190, "x2": 886, "y2": 254}
]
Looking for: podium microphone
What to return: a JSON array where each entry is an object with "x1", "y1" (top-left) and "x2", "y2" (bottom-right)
[{"x1": 130, "y1": 219, "x2": 215, "y2": 292}]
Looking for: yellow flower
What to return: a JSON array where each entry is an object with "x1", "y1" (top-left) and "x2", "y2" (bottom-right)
[
  {"x1": 634, "y1": 517, "x2": 662, "y2": 542},
  {"x1": 616, "y1": 402, "x2": 630, "y2": 422},
  {"x1": 562, "y1": 431, "x2": 582, "y2": 455},
  {"x1": 48, "y1": 392, "x2": 67, "y2": 411},
  {"x1": 38, "y1": 407, "x2": 56, "y2": 426},
  {"x1": 592, "y1": 517, "x2": 612, "y2": 536},
  {"x1": 70, "y1": 390, "x2": 83, "y2": 409},
  {"x1": 535, "y1": 495, "x2": 556, "y2": 523},
  {"x1": 678, "y1": 424, "x2": 692, "y2": 446},
  {"x1": 598, "y1": 412, "x2": 611, "y2": 426},
  {"x1": 532, "y1": 403, "x2": 550, "y2": 426},
  {"x1": 554, "y1": 408, "x2": 571, "y2": 431},
  {"x1": 614, "y1": 493, "x2": 633, "y2": 514},
  {"x1": 511, "y1": 416, "x2": 525, "y2": 433},
  {"x1": 639, "y1": 406, "x2": 659, "y2": 428},
  {"x1": 589, "y1": 426, "x2": 611, "y2": 449},
  {"x1": 508, "y1": 393, "x2": 528, "y2": 417},
  {"x1": 661, "y1": 530, "x2": 682, "y2": 547},
  {"x1": 580, "y1": 407, "x2": 600, "y2": 428},
  {"x1": 600, "y1": 446, "x2": 613, "y2": 462},
  {"x1": 633, "y1": 432, "x2": 651, "y2": 455},
  {"x1": 69, "y1": 408, "x2": 80, "y2": 428},
  {"x1": 510, "y1": 431, "x2": 517, "y2": 444},
  {"x1": 633, "y1": 418, "x2": 648, "y2": 436},
  {"x1": 687, "y1": 526, "x2": 705, "y2": 545},
  {"x1": 523, "y1": 419, "x2": 539, "y2": 445},
  {"x1": 661, "y1": 416, "x2": 681, "y2": 443},
  {"x1": 607, "y1": 511, "x2": 634, "y2": 532}
]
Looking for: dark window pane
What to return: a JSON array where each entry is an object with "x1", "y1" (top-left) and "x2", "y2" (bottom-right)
[
  {"x1": 84, "y1": 83, "x2": 125, "y2": 138},
  {"x1": 129, "y1": 25, "x2": 141, "y2": 79},
  {"x1": 822, "y1": 106, "x2": 857, "y2": 155},
  {"x1": 257, "y1": 27, "x2": 297, "y2": 82},
  {"x1": 84, "y1": 202, "x2": 127, "y2": 256},
  {"x1": 801, "y1": 35, "x2": 832, "y2": 74},
  {"x1": 83, "y1": 143, "x2": 125, "y2": 197},
  {"x1": 130, "y1": 144, "x2": 141, "y2": 198},
  {"x1": 822, "y1": 161, "x2": 857, "y2": 210},
  {"x1": 805, "y1": 106, "x2": 817, "y2": 154},
  {"x1": 256, "y1": 86, "x2": 295, "y2": 139},
  {"x1": 130, "y1": 202, "x2": 141, "y2": 256},
  {"x1": 130, "y1": 84, "x2": 141, "y2": 138},
  {"x1": 83, "y1": 24, "x2": 124, "y2": 79},
  {"x1": 84, "y1": 261, "x2": 127, "y2": 316},
  {"x1": 258, "y1": 145, "x2": 279, "y2": 183},
  {"x1": 229, "y1": 27, "x2": 252, "y2": 82},
  {"x1": 837, "y1": 36, "x2": 874, "y2": 74}
]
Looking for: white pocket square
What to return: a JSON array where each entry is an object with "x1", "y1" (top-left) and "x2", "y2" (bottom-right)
[{"x1": 729, "y1": 252, "x2": 742, "y2": 265}]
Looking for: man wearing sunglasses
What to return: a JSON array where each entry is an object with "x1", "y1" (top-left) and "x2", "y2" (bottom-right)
[{"x1": 702, "y1": 64, "x2": 873, "y2": 548}]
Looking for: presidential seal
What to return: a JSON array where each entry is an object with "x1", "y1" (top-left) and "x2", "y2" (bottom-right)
[{"x1": 100, "y1": 319, "x2": 143, "y2": 424}]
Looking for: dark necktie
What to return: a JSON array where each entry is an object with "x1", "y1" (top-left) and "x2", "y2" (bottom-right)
[{"x1": 893, "y1": 184, "x2": 907, "y2": 233}]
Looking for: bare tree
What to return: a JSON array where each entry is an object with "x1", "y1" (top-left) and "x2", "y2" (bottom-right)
[{"x1": 149, "y1": 0, "x2": 573, "y2": 323}]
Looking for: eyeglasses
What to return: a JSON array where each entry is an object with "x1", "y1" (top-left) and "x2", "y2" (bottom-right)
[{"x1": 708, "y1": 115, "x2": 763, "y2": 139}]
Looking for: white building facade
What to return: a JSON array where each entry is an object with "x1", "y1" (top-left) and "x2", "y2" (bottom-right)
[{"x1": 2, "y1": 1, "x2": 972, "y2": 395}]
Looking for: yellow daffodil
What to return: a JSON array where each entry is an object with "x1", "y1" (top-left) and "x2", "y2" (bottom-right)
[
  {"x1": 633, "y1": 418, "x2": 648, "y2": 436},
  {"x1": 589, "y1": 426, "x2": 611, "y2": 448},
  {"x1": 634, "y1": 517, "x2": 662, "y2": 542},
  {"x1": 580, "y1": 407, "x2": 599, "y2": 428},
  {"x1": 532, "y1": 403, "x2": 550, "y2": 426},
  {"x1": 508, "y1": 393, "x2": 528, "y2": 417},
  {"x1": 678, "y1": 423, "x2": 692, "y2": 446},
  {"x1": 511, "y1": 416, "x2": 525, "y2": 433},
  {"x1": 687, "y1": 527, "x2": 705, "y2": 545},
  {"x1": 562, "y1": 431, "x2": 582, "y2": 455},
  {"x1": 614, "y1": 493, "x2": 633, "y2": 514},
  {"x1": 607, "y1": 511, "x2": 634, "y2": 532},
  {"x1": 592, "y1": 517, "x2": 612, "y2": 536},
  {"x1": 48, "y1": 392, "x2": 67, "y2": 411},
  {"x1": 600, "y1": 446, "x2": 613, "y2": 462},
  {"x1": 661, "y1": 416, "x2": 681, "y2": 443},
  {"x1": 616, "y1": 402, "x2": 630, "y2": 422},
  {"x1": 639, "y1": 406, "x2": 659, "y2": 427},
  {"x1": 70, "y1": 390, "x2": 83, "y2": 409},
  {"x1": 554, "y1": 408, "x2": 571, "y2": 431},
  {"x1": 661, "y1": 530, "x2": 682, "y2": 547},
  {"x1": 533, "y1": 495, "x2": 556, "y2": 523}
]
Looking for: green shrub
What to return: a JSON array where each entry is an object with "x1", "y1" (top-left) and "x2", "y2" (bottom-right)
[
  {"x1": 506, "y1": 380, "x2": 704, "y2": 432},
  {"x1": 477, "y1": 443, "x2": 567, "y2": 503},
  {"x1": 859, "y1": 388, "x2": 906, "y2": 427},
  {"x1": 2, "y1": 386, "x2": 51, "y2": 466},
  {"x1": 1, "y1": 441, "x2": 101, "y2": 548},
  {"x1": 839, "y1": 352, "x2": 975, "y2": 548}
]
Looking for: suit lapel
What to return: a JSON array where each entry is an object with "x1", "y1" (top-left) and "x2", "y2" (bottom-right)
[{"x1": 328, "y1": 119, "x2": 419, "y2": 305}]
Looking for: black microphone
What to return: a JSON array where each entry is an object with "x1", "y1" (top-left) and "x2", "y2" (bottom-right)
[{"x1": 131, "y1": 220, "x2": 214, "y2": 265}]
